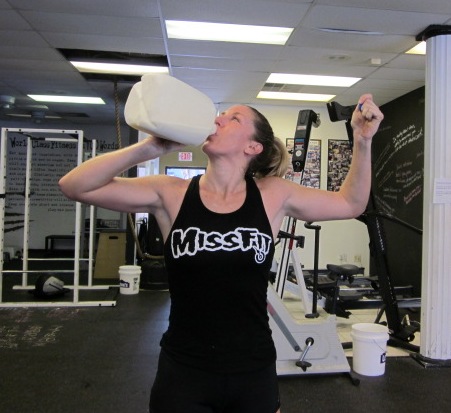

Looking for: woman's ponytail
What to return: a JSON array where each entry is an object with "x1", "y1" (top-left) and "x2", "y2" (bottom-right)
[{"x1": 246, "y1": 107, "x2": 289, "y2": 178}]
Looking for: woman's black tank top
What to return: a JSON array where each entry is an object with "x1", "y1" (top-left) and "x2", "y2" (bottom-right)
[{"x1": 161, "y1": 174, "x2": 276, "y2": 373}]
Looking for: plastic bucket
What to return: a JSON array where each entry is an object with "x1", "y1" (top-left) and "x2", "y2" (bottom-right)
[
  {"x1": 351, "y1": 323, "x2": 389, "y2": 376},
  {"x1": 119, "y1": 265, "x2": 141, "y2": 295}
]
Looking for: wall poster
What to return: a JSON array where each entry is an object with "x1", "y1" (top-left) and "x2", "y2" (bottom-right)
[
  {"x1": 327, "y1": 139, "x2": 352, "y2": 191},
  {"x1": 3, "y1": 131, "x2": 118, "y2": 249},
  {"x1": 285, "y1": 138, "x2": 321, "y2": 189}
]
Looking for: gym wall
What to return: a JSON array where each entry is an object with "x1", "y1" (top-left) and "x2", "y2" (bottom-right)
[{"x1": 371, "y1": 86, "x2": 425, "y2": 296}]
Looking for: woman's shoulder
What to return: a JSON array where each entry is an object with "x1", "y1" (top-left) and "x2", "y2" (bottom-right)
[
  {"x1": 139, "y1": 174, "x2": 192, "y2": 206},
  {"x1": 255, "y1": 175, "x2": 291, "y2": 192},
  {"x1": 143, "y1": 174, "x2": 192, "y2": 187},
  {"x1": 255, "y1": 175, "x2": 310, "y2": 205}
]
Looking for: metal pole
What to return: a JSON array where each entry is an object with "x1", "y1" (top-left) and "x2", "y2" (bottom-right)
[
  {"x1": 0, "y1": 128, "x2": 8, "y2": 303},
  {"x1": 87, "y1": 139, "x2": 97, "y2": 287},
  {"x1": 72, "y1": 130, "x2": 84, "y2": 303},
  {"x1": 21, "y1": 137, "x2": 33, "y2": 287}
]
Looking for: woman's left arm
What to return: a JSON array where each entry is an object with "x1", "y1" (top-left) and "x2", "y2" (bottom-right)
[
  {"x1": 281, "y1": 94, "x2": 384, "y2": 222},
  {"x1": 336, "y1": 93, "x2": 384, "y2": 216}
]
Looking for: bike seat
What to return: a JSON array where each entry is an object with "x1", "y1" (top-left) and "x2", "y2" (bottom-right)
[{"x1": 327, "y1": 263, "x2": 362, "y2": 277}]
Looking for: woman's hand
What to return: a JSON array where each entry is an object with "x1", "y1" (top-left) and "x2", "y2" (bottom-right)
[
  {"x1": 142, "y1": 135, "x2": 187, "y2": 158},
  {"x1": 351, "y1": 94, "x2": 384, "y2": 143}
]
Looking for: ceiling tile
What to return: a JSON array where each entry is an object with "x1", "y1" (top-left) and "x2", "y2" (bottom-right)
[
  {"x1": 8, "y1": 0, "x2": 160, "y2": 17},
  {"x1": 160, "y1": 0, "x2": 311, "y2": 27},
  {"x1": 316, "y1": 0, "x2": 451, "y2": 15},
  {"x1": 20, "y1": 11, "x2": 163, "y2": 38},
  {"x1": 304, "y1": 4, "x2": 451, "y2": 35},
  {"x1": 0, "y1": 9, "x2": 32, "y2": 29}
]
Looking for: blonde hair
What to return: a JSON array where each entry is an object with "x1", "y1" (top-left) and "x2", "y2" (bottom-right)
[{"x1": 246, "y1": 106, "x2": 289, "y2": 178}]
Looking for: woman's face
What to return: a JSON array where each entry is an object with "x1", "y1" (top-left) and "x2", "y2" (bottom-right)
[{"x1": 202, "y1": 105, "x2": 256, "y2": 156}]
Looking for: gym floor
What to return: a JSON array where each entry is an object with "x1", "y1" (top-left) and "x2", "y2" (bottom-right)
[{"x1": 1, "y1": 276, "x2": 450, "y2": 412}]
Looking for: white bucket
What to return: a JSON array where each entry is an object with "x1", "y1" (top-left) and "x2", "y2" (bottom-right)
[
  {"x1": 351, "y1": 323, "x2": 389, "y2": 376},
  {"x1": 119, "y1": 265, "x2": 141, "y2": 295}
]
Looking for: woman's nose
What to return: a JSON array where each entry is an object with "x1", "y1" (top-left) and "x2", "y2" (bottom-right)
[{"x1": 215, "y1": 114, "x2": 225, "y2": 126}]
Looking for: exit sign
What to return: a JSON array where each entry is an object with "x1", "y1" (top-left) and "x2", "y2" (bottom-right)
[{"x1": 178, "y1": 152, "x2": 193, "y2": 162}]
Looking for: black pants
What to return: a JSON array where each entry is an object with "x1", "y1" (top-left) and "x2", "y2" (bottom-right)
[{"x1": 149, "y1": 350, "x2": 280, "y2": 413}]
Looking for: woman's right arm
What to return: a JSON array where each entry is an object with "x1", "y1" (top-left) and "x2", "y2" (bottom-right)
[{"x1": 58, "y1": 135, "x2": 184, "y2": 214}]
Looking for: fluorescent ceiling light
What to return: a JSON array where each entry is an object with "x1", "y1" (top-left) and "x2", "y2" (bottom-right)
[
  {"x1": 70, "y1": 61, "x2": 169, "y2": 75},
  {"x1": 406, "y1": 42, "x2": 426, "y2": 55},
  {"x1": 28, "y1": 95, "x2": 105, "y2": 104},
  {"x1": 267, "y1": 73, "x2": 361, "y2": 87},
  {"x1": 166, "y1": 20, "x2": 293, "y2": 45},
  {"x1": 257, "y1": 91, "x2": 335, "y2": 102}
]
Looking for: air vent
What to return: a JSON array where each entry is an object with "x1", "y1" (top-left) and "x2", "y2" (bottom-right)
[
  {"x1": 318, "y1": 28, "x2": 383, "y2": 35},
  {"x1": 262, "y1": 83, "x2": 305, "y2": 93}
]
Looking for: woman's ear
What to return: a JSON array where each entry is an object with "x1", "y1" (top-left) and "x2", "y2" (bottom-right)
[{"x1": 245, "y1": 141, "x2": 263, "y2": 155}]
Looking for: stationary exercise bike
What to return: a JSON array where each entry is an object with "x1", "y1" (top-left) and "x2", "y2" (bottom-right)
[{"x1": 267, "y1": 109, "x2": 356, "y2": 381}]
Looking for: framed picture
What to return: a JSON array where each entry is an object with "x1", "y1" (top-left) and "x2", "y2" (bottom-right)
[
  {"x1": 327, "y1": 139, "x2": 352, "y2": 191},
  {"x1": 304, "y1": 140, "x2": 321, "y2": 189},
  {"x1": 285, "y1": 139, "x2": 321, "y2": 189}
]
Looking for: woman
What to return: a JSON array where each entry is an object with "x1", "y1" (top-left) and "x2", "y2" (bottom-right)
[{"x1": 59, "y1": 94, "x2": 383, "y2": 413}]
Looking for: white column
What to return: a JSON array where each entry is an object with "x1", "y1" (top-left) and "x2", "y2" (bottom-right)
[{"x1": 420, "y1": 26, "x2": 451, "y2": 363}]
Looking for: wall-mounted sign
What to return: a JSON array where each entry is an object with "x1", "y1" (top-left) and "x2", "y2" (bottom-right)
[{"x1": 178, "y1": 151, "x2": 193, "y2": 162}]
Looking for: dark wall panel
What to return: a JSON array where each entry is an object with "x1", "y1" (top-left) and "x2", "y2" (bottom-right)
[{"x1": 370, "y1": 87, "x2": 425, "y2": 296}]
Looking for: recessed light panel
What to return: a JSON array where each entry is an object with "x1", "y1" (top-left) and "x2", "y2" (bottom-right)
[
  {"x1": 267, "y1": 73, "x2": 361, "y2": 87},
  {"x1": 406, "y1": 42, "x2": 426, "y2": 55},
  {"x1": 28, "y1": 95, "x2": 105, "y2": 104},
  {"x1": 166, "y1": 20, "x2": 293, "y2": 45},
  {"x1": 70, "y1": 61, "x2": 169, "y2": 75},
  {"x1": 257, "y1": 91, "x2": 335, "y2": 102}
]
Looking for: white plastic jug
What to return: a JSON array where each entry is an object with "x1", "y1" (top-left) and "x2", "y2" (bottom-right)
[{"x1": 124, "y1": 73, "x2": 217, "y2": 146}]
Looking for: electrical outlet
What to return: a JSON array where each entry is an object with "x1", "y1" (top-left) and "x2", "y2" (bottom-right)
[{"x1": 354, "y1": 254, "x2": 362, "y2": 264}]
